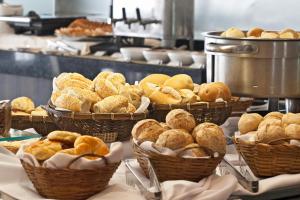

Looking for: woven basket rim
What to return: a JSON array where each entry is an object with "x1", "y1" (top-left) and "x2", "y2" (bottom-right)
[
  {"x1": 12, "y1": 113, "x2": 53, "y2": 123},
  {"x1": 133, "y1": 142, "x2": 225, "y2": 161},
  {"x1": 45, "y1": 102, "x2": 148, "y2": 120}
]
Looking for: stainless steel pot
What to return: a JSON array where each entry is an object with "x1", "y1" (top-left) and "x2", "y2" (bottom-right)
[{"x1": 203, "y1": 31, "x2": 300, "y2": 98}]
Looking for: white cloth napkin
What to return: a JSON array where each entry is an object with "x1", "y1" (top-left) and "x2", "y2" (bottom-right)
[{"x1": 17, "y1": 142, "x2": 123, "y2": 170}]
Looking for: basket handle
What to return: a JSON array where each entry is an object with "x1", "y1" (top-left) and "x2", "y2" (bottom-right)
[{"x1": 66, "y1": 154, "x2": 108, "y2": 169}]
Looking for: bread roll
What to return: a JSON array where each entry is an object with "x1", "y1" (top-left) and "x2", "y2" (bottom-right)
[
  {"x1": 11, "y1": 96, "x2": 35, "y2": 113},
  {"x1": 56, "y1": 77, "x2": 92, "y2": 91},
  {"x1": 222, "y1": 27, "x2": 245, "y2": 38},
  {"x1": 185, "y1": 143, "x2": 207, "y2": 157},
  {"x1": 285, "y1": 124, "x2": 300, "y2": 140},
  {"x1": 25, "y1": 140, "x2": 62, "y2": 161},
  {"x1": 51, "y1": 90, "x2": 62, "y2": 105},
  {"x1": 279, "y1": 28, "x2": 298, "y2": 39},
  {"x1": 141, "y1": 82, "x2": 160, "y2": 97},
  {"x1": 74, "y1": 135, "x2": 109, "y2": 156},
  {"x1": 119, "y1": 85, "x2": 143, "y2": 108},
  {"x1": 193, "y1": 83, "x2": 201, "y2": 94},
  {"x1": 62, "y1": 87, "x2": 101, "y2": 104},
  {"x1": 31, "y1": 108, "x2": 48, "y2": 116},
  {"x1": 160, "y1": 122, "x2": 171, "y2": 131},
  {"x1": 149, "y1": 86, "x2": 182, "y2": 104},
  {"x1": 156, "y1": 129, "x2": 194, "y2": 150},
  {"x1": 56, "y1": 73, "x2": 92, "y2": 87},
  {"x1": 260, "y1": 32, "x2": 279, "y2": 39},
  {"x1": 132, "y1": 119, "x2": 165, "y2": 142},
  {"x1": 192, "y1": 123, "x2": 226, "y2": 154},
  {"x1": 93, "y1": 95, "x2": 128, "y2": 113},
  {"x1": 54, "y1": 94, "x2": 91, "y2": 113},
  {"x1": 163, "y1": 74, "x2": 194, "y2": 90},
  {"x1": 256, "y1": 125, "x2": 286, "y2": 143},
  {"x1": 198, "y1": 83, "x2": 219, "y2": 102},
  {"x1": 264, "y1": 112, "x2": 283, "y2": 120},
  {"x1": 247, "y1": 27, "x2": 264, "y2": 37},
  {"x1": 106, "y1": 73, "x2": 126, "y2": 86},
  {"x1": 258, "y1": 118, "x2": 282, "y2": 129},
  {"x1": 139, "y1": 74, "x2": 171, "y2": 88},
  {"x1": 211, "y1": 82, "x2": 232, "y2": 101},
  {"x1": 238, "y1": 113, "x2": 263, "y2": 134},
  {"x1": 179, "y1": 89, "x2": 198, "y2": 104},
  {"x1": 47, "y1": 131, "x2": 81, "y2": 145},
  {"x1": 93, "y1": 71, "x2": 114, "y2": 82},
  {"x1": 94, "y1": 78, "x2": 119, "y2": 98},
  {"x1": 166, "y1": 109, "x2": 196, "y2": 132},
  {"x1": 282, "y1": 113, "x2": 300, "y2": 127}
]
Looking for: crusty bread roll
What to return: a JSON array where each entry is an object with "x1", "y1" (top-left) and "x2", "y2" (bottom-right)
[
  {"x1": 198, "y1": 82, "x2": 231, "y2": 102},
  {"x1": 155, "y1": 129, "x2": 194, "y2": 150},
  {"x1": 222, "y1": 27, "x2": 245, "y2": 38},
  {"x1": 106, "y1": 73, "x2": 126, "y2": 86},
  {"x1": 94, "y1": 78, "x2": 119, "y2": 98},
  {"x1": 185, "y1": 143, "x2": 208, "y2": 157},
  {"x1": 139, "y1": 74, "x2": 171, "y2": 88},
  {"x1": 11, "y1": 96, "x2": 35, "y2": 113},
  {"x1": 238, "y1": 113, "x2": 263, "y2": 134},
  {"x1": 163, "y1": 74, "x2": 194, "y2": 90},
  {"x1": 132, "y1": 119, "x2": 165, "y2": 142},
  {"x1": 179, "y1": 89, "x2": 198, "y2": 104},
  {"x1": 25, "y1": 140, "x2": 62, "y2": 161},
  {"x1": 256, "y1": 125, "x2": 286, "y2": 143},
  {"x1": 93, "y1": 71, "x2": 114, "y2": 82},
  {"x1": 247, "y1": 27, "x2": 264, "y2": 37},
  {"x1": 160, "y1": 122, "x2": 171, "y2": 131},
  {"x1": 119, "y1": 85, "x2": 143, "y2": 108},
  {"x1": 260, "y1": 32, "x2": 279, "y2": 39},
  {"x1": 149, "y1": 86, "x2": 182, "y2": 104},
  {"x1": 62, "y1": 87, "x2": 101, "y2": 104},
  {"x1": 258, "y1": 118, "x2": 282, "y2": 129},
  {"x1": 115, "y1": 103, "x2": 136, "y2": 113},
  {"x1": 192, "y1": 122, "x2": 226, "y2": 154},
  {"x1": 54, "y1": 94, "x2": 91, "y2": 113},
  {"x1": 47, "y1": 131, "x2": 81, "y2": 145},
  {"x1": 279, "y1": 28, "x2": 298, "y2": 39},
  {"x1": 93, "y1": 95, "x2": 128, "y2": 113},
  {"x1": 56, "y1": 72, "x2": 92, "y2": 86},
  {"x1": 74, "y1": 135, "x2": 109, "y2": 156},
  {"x1": 285, "y1": 124, "x2": 300, "y2": 140},
  {"x1": 264, "y1": 112, "x2": 283, "y2": 120},
  {"x1": 166, "y1": 109, "x2": 196, "y2": 132},
  {"x1": 282, "y1": 113, "x2": 300, "y2": 127}
]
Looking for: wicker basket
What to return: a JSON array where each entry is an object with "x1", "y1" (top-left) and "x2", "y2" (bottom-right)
[
  {"x1": 11, "y1": 114, "x2": 59, "y2": 136},
  {"x1": 45, "y1": 104, "x2": 148, "y2": 143},
  {"x1": 21, "y1": 155, "x2": 120, "y2": 200},
  {"x1": 133, "y1": 142, "x2": 224, "y2": 182},
  {"x1": 149, "y1": 101, "x2": 232, "y2": 125},
  {"x1": 230, "y1": 98, "x2": 253, "y2": 113},
  {"x1": 0, "y1": 102, "x2": 11, "y2": 137},
  {"x1": 234, "y1": 138, "x2": 300, "y2": 177}
]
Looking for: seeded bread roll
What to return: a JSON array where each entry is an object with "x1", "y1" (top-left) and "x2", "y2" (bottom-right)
[
  {"x1": 132, "y1": 119, "x2": 165, "y2": 142},
  {"x1": 25, "y1": 140, "x2": 62, "y2": 161},
  {"x1": 93, "y1": 95, "x2": 128, "y2": 113},
  {"x1": 155, "y1": 129, "x2": 194, "y2": 150},
  {"x1": 285, "y1": 124, "x2": 300, "y2": 140},
  {"x1": 192, "y1": 123, "x2": 226, "y2": 154},
  {"x1": 11, "y1": 96, "x2": 35, "y2": 113},
  {"x1": 256, "y1": 124, "x2": 286, "y2": 143},
  {"x1": 54, "y1": 94, "x2": 91, "y2": 113},
  {"x1": 163, "y1": 74, "x2": 194, "y2": 90},
  {"x1": 74, "y1": 135, "x2": 109, "y2": 156},
  {"x1": 238, "y1": 113, "x2": 263, "y2": 134},
  {"x1": 166, "y1": 109, "x2": 196, "y2": 132}
]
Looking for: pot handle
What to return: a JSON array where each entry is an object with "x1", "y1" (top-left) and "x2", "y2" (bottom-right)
[{"x1": 206, "y1": 43, "x2": 258, "y2": 54}]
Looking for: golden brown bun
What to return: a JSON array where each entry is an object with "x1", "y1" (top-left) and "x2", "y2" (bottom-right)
[
  {"x1": 114, "y1": 103, "x2": 136, "y2": 113},
  {"x1": 179, "y1": 89, "x2": 198, "y2": 104},
  {"x1": 185, "y1": 143, "x2": 208, "y2": 157},
  {"x1": 258, "y1": 118, "x2": 282, "y2": 129},
  {"x1": 238, "y1": 113, "x2": 263, "y2": 134},
  {"x1": 192, "y1": 123, "x2": 226, "y2": 154},
  {"x1": 260, "y1": 32, "x2": 279, "y2": 39},
  {"x1": 56, "y1": 73, "x2": 92, "y2": 85},
  {"x1": 193, "y1": 83, "x2": 201, "y2": 94},
  {"x1": 279, "y1": 28, "x2": 298, "y2": 39},
  {"x1": 25, "y1": 140, "x2": 62, "y2": 161},
  {"x1": 56, "y1": 73, "x2": 92, "y2": 91},
  {"x1": 54, "y1": 94, "x2": 91, "y2": 113},
  {"x1": 163, "y1": 74, "x2": 194, "y2": 90},
  {"x1": 141, "y1": 82, "x2": 160, "y2": 97},
  {"x1": 132, "y1": 119, "x2": 165, "y2": 142},
  {"x1": 166, "y1": 109, "x2": 196, "y2": 132},
  {"x1": 156, "y1": 129, "x2": 194, "y2": 150},
  {"x1": 74, "y1": 136, "x2": 109, "y2": 156},
  {"x1": 47, "y1": 131, "x2": 81, "y2": 145},
  {"x1": 256, "y1": 125, "x2": 286, "y2": 143},
  {"x1": 285, "y1": 124, "x2": 300, "y2": 140},
  {"x1": 61, "y1": 87, "x2": 101, "y2": 104},
  {"x1": 222, "y1": 27, "x2": 245, "y2": 38},
  {"x1": 264, "y1": 112, "x2": 283, "y2": 120},
  {"x1": 93, "y1": 95, "x2": 128, "y2": 113},
  {"x1": 160, "y1": 122, "x2": 171, "y2": 131},
  {"x1": 198, "y1": 82, "x2": 231, "y2": 102},
  {"x1": 51, "y1": 90, "x2": 62, "y2": 104},
  {"x1": 282, "y1": 113, "x2": 300, "y2": 127},
  {"x1": 11, "y1": 96, "x2": 35, "y2": 113},
  {"x1": 119, "y1": 85, "x2": 143, "y2": 108},
  {"x1": 149, "y1": 86, "x2": 182, "y2": 104},
  {"x1": 139, "y1": 74, "x2": 171, "y2": 88},
  {"x1": 93, "y1": 71, "x2": 114, "y2": 82},
  {"x1": 94, "y1": 78, "x2": 119, "y2": 98},
  {"x1": 247, "y1": 27, "x2": 264, "y2": 37}
]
